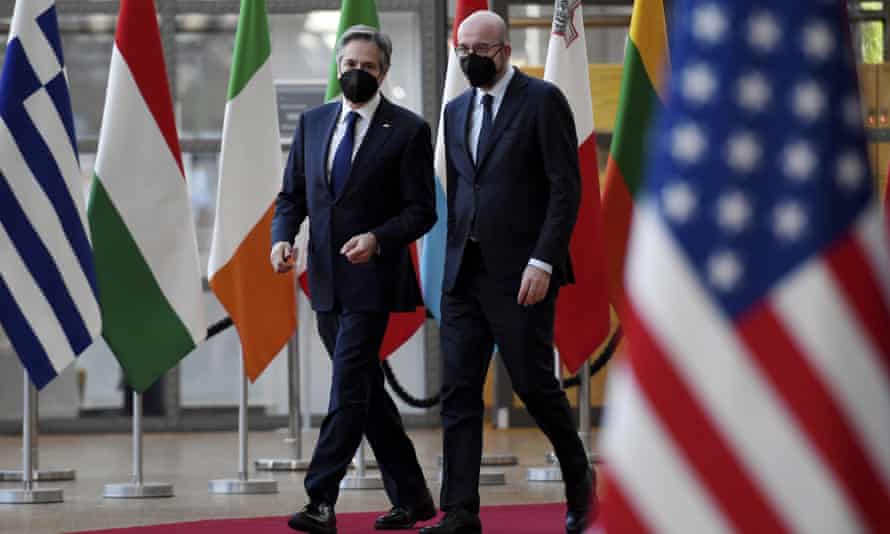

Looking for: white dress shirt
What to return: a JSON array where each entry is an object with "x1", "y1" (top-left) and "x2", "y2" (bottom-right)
[
  {"x1": 326, "y1": 91, "x2": 381, "y2": 179},
  {"x1": 468, "y1": 67, "x2": 552, "y2": 275}
]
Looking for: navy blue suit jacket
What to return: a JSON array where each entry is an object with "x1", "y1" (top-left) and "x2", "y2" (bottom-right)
[
  {"x1": 272, "y1": 96, "x2": 437, "y2": 313},
  {"x1": 442, "y1": 69, "x2": 581, "y2": 293}
]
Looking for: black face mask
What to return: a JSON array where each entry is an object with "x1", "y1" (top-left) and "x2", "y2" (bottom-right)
[
  {"x1": 339, "y1": 69, "x2": 379, "y2": 104},
  {"x1": 460, "y1": 53, "x2": 499, "y2": 88}
]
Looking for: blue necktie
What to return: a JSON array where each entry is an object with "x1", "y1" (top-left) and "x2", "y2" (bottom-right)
[
  {"x1": 475, "y1": 93, "x2": 494, "y2": 166},
  {"x1": 331, "y1": 111, "x2": 358, "y2": 198}
]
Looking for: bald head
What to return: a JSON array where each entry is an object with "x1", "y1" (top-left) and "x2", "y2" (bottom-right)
[
  {"x1": 458, "y1": 10, "x2": 508, "y2": 44},
  {"x1": 456, "y1": 10, "x2": 511, "y2": 90}
]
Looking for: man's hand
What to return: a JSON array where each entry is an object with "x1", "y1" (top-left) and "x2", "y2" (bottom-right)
[
  {"x1": 271, "y1": 241, "x2": 295, "y2": 273},
  {"x1": 517, "y1": 264, "x2": 551, "y2": 306},
  {"x1": 340, "y1": 233, "x2": 378, "y2": 264}
]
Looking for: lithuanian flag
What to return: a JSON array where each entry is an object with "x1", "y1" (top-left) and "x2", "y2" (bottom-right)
[{"x1": 601, "y1": 0, "x2": 669, "y2": 312}]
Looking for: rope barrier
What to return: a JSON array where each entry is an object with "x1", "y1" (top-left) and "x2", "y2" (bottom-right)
[{"x1": 203, "y1": 316, "x2": 622, "y2": 409}]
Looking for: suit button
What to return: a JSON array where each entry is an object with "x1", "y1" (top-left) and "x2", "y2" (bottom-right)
[{"x1": 474, "y1": 184, "x2": 480, "y2": 191}]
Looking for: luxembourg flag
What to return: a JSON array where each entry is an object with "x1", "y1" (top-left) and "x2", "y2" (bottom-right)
[
  {"x1": 420, "y1": 0, "x2": 488, "y2": 322},
  {"x1": 544, "y1": 0, "x2": 610, "y2": 374}
]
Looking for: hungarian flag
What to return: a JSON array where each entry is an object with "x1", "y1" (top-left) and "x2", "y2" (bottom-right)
[
  {"x1": 601, "y1": 0, "x2": 669, "y2": 312},
  {"x1": 421, "y1": 0, "x2": 488, "y2": 323},
  {"x1": 318, "y1": 0, "x2": 425, "y2": 359},
  {"x1": 208, "y1": 0, "x2": 297, "y2": 381},
  {"x1": 544, "y1": 0, "x2": 610, "y2": 374},
  {"x1": 598, "y1": 1, "x2": 890, "y2": 532},
  {"x1": 88, "y1": 0, "x2": 206, "y2": 393}
]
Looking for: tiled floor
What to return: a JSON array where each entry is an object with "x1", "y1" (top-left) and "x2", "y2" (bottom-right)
[{"x1": 0, "y1": 427, "x2": 601, "y2": 533}]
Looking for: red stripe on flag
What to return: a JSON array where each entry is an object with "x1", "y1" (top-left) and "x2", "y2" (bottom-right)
[
  {"x1": 738, "y1": 301, "x2": 890, "y2": 532},
  {"x1": 115, "y1": 0, "x2": 184, "y2": 175},
  {"x1": 379, "y1": 242, "x2": 425, "y2": 360},
  {"x1": 555, "y1": 135, "x2": 610, "y2": 374},
  {"x1": 452, "y1": 0, "x2": 488, "y2": 45},
  {"x1": 623, "y1": 300, "x2": 792, "y2": 534},
  {"x1": 602, "y1": 156, "x2": 635, "y2": 313},
  {"x1": 825, "y1": 234, "x2": 890, "y2": 380},
  {"x1": 598, "y1": 468, "x2": 653, "y2": 534}
]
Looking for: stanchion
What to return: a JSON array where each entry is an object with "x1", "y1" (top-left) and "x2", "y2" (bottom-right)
[
  {"x1": 103, "y1": 392, "x2": 173, "y2": 498},
  {"x1": 209, "y1": 354, "x2": 277, "y2": 494},
  {"x1": 340, "y1": 438, "x2": 383, "y2": 489},
  {"x1": 0, "y1": 371, "x2": 63, "y2": 504},
  {"x1": 255, "y1": 336, "x2": 311, "y2": 471},
  {"x1": 0, "y1": 385, "x2": 75, "y2": 482}
]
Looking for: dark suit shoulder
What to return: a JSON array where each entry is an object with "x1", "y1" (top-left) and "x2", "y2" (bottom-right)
[
  {"x1": 444, "y1": 89, "x2": 473, "y2": 117},
  {"x1": 383, "y1": 99, "x2": 428, "y2": 131},
  {"x1": 301, "y1": 101, "x2": 339, "y2": 123}
]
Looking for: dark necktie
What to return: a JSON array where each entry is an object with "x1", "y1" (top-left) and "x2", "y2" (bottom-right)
[
  {"x1": 331, "y1": 110, "x2": 358, "y2": 198},
  {"x1": 475, "y1": 93, "x2": 494, "y2": 166}
]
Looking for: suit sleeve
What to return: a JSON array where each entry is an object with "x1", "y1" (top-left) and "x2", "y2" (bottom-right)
[
  {"x1": 532, "y1": 85, "x2": 581, "y2": 268},
  {"x1": 272, "y1": 113, "x2": 308, "y2": 246},
  {"x1": 370, "y1": 120, "x2": 438, "y2": 253}
]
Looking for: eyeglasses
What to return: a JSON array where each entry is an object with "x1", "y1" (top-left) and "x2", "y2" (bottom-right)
[{"x1": 454, "y1": 42, "x2": 503, "y2": 59}]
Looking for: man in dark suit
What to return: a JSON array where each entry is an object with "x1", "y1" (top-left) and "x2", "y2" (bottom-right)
[
  {"x1": 271, "y1": 25, "x2": 437, "y2": 534},
  {"x1": 420, "y1": 11, "x2": 594, "y2": 534}
]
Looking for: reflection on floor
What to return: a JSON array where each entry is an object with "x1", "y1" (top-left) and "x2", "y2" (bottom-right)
[{"x1": 0, "y1": 427, "x2": 602, "y2": 534}]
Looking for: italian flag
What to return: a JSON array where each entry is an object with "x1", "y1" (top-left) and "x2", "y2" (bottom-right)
[
  {"x1": 544, "y1": 0, "x2": 610, "y2": 374},
  {"x1": 208, "y1": 0, "x2": 297, "y2": 381},
  {"x1": 88, "y1": 0, "x2": 205, "y2": 393},
  {"x1": 601, "y1": 0, "x2": 669, "y2": 312}
]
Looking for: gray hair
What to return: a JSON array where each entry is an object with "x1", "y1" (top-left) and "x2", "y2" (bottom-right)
[{"x1": 335, "y1": 25, "x2": 392, "y2": 74}]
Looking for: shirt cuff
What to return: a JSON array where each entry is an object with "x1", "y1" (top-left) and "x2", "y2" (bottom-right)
[{"x1": 528, "y1": 258, "x2": 552, "y2": 274}]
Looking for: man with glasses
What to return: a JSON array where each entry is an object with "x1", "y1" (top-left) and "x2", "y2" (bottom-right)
[
  {"x1": 272, "y1": 25, "x2": 437, "y2": 534},
  {"x1": 420, "y1": 10, "x2": 595, "y2": 534}
]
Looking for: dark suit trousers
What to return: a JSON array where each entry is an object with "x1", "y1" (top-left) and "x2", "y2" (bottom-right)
[
  {"x1": 439, "y1": 242, "x2": 589, "y2": 513},
  {"x1": 305, "y1": 309, "x2": 428, "y2": 507}
]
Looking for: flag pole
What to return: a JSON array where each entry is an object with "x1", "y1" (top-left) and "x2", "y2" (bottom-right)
[
  {"x1": 209, "y1": 350, "x2": 277, "y2": 494},
  {"x1": 0, "y1": 386, "x2": 76, "y2": 482},
  {"x1": 0, "y1": 370, "x2": 62, "y2": 503},
  {"x1": 255, "y1": 284, "x2": 310, "y2": 471},
  {"x1": 103, "y1": 391, "x2": 173, "y2": 498}
]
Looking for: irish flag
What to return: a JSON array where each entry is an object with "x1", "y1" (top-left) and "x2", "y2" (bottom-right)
[
  {"x1": 601, "y1": 0, "x2": 669, "y2": 312},
  {"x1": 88, "y1": 0, "x2": 205, "y2": 393},
  {"x1": 421, "y1": 0, "x2": 487, "y2": 323},
  {"x1": 323, "y1": 0, "x2": 424, "y2": 359},
  {"x1": 544, "y1": 0, "x2": 610, "y2": 374},
  {"x1": 208, "y1": 0, "x2": 296, "y2": 381}
]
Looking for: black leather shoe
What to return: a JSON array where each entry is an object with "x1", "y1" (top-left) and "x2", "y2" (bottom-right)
[
  {"x1": 374, "y1": 496, "x2": 437, "y2": 530},
  {"x1": 418, "y1": 509, "x2": 481, "y2": 534},
  {"x1": 288, "y1": 502, "x2": 337, "y2": 534}
]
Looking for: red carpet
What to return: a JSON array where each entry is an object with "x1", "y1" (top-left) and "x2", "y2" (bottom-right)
[{"x1": 69, "y1": 502, "x2": 568, "y2": 533}]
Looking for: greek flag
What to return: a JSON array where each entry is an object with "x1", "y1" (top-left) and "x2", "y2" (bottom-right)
[{"x1": 0, "y1": 0, "x2": 101, "y2": 389}]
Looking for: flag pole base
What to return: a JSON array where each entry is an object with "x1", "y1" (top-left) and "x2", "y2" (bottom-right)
[
  {"x1": 527, "y1": 466, "x2": 563, "y2": 482},
  {"x1": 437, "y1": 454, "x2": 518, "y2": 467},
  {"x1": 254, "y1": 458, "x2": 310, "y2": 471},
  {"x1": 339, "y1": 473, "x2": 384, "y2": 490},
  {"x1": 0, "y1": 469, "x2": 75, "y2": 482},
  {"x1": 208, "y1": 479, "x2": 277, "y2": 494},
  {"x1": 103, "y1": 482, "x2": 173, "y2": 499},
  {"x1": 438, "y1": 470, "x2": 506, "y2": 486},
  {"x1": 0, "y1": 487, "x2": 63, "y2": 504}
]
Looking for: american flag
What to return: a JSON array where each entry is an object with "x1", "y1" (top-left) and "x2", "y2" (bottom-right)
[
  {"x1": 0, "y1": 0, "x2": 101, "y2": 389},
  {"x1": 597, "y1": 1, "x2": 890, "y2": 533}
]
